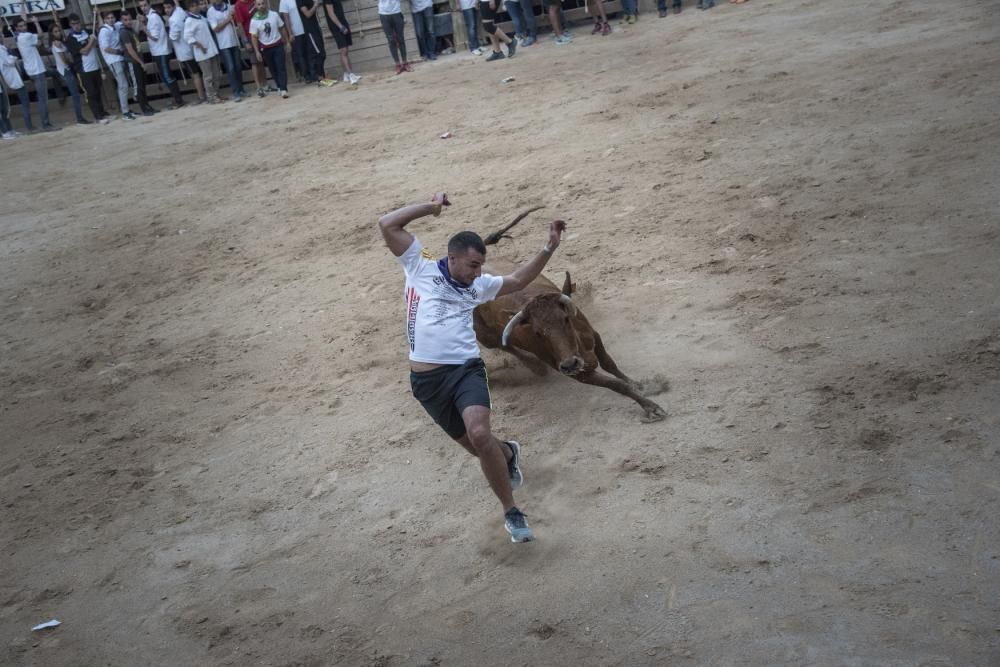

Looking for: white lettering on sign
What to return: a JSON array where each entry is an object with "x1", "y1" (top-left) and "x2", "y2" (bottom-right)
[{"x1": 0, "y1": 0, "x2": 68, "y2": 17}]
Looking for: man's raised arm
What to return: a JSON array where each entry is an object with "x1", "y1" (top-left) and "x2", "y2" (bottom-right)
[
  {"x1": 378, "y1": 192, "x2": 449, "y2": 257},
  {"x1": 496, "y1": 220, "x2": 566, "y2": 297}
]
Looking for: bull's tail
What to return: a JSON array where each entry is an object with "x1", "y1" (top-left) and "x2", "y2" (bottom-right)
[{"x1": 483, "y1": 206, "x2": 546, "y2": 246}]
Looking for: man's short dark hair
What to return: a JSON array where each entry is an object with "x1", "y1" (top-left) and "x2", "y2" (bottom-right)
[
  {"x1": 68, "y1": 13, "x2": 80, "y2": 21},
  {"x1": 448, "y1": 232, "x2": 486, "y2": 256}
]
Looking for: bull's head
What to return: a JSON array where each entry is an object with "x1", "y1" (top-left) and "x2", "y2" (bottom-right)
[{"x1": 501, "y1": 293, "x2": 585, "y2": 376}]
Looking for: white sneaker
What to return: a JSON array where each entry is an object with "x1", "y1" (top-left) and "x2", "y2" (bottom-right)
[
  {"x1": 280, "y1": 89, "x2": 289, "y2": 98},
  {"x1": 1, "y1": 131, "x2": 17, "y2": 140},
  {"x1": 472, "y1": 48, "x2": 483, "y2": 56},
  {"x1": 343, "y1": 73, "x2": 351, "y2": 83},
  {"x1": 349, "y1": 73, "x2": 361, "y2": 84}
]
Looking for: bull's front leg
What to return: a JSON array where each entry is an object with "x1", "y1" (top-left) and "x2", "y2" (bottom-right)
[
  {"x1": 593, "y1": 332, "x2": 642, "y2": 389},
  {"x1": 575, "y1": 369, "x2": 667, "y2": 423}
]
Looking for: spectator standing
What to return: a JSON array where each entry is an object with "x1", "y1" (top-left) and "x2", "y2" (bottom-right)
[
  {"x1": 98, "y1": 11, "x2": 137, "y2": 120},
  {"x1": 546, "y1": 0, "x2": 571, "y2": 42},
  {"x1": 411, "y1": 0, "x2": 436, "y2": 61},
  {"x1": 279, "y1": 0, "x2": 307, "y2": 82},
  {"x1": 457, "y1": 0, "x2": 482, "y2": 55},
  {"x1": 297, "y1": 0, "x2": 336, "y2": 85},
  {"x1": 621, "y1": 0, "x2": 638, "y2": 24},
  {"x1": 479, "y1": 0, "x2": 516, "y2": 61},
  {"x1": 0, "y1": 42, "x2": 26, "y2": 137},
  {"x1": 249, "y1": 0, "x2": 291, "y2": 97},
  {"x1": 504, "y1": 0, "x2": 537, "y2": 47},
  {"x1": 185, "y1": 0, "x2": 225, "y2": 102},
  {"x1": 658, "y1": 0, "x2": 682, "y2": 16},
  {"x1": 378, "y1": 0, "x2": 411, "y2": 74},
  {"x1": 47, "y1": 21, "x2": 92, "y2": 124},
  {"x1": 141, "y1": 0, "x2": 185, "y2": 108},
  {"x1": 587, "y1": 0, "x2": 611, "y2": 35},
  {"x1": 207, "y1": 0, "x2": 247, "y2": 100},
  {"x1": 14, "y1": 10, "x2": 58, "y2": 131},
  {"x1": 119, "y1": 12, "x2": 160, "y2": 115},
  {"x1": 323, "y1": 0, "x2": 361, "y2": 84},
  {"x1": 169, "y1": 0, "x2": 207, "y2": 103},
  {"x1": 65, "y1": 14, "x2": 110, "y2": 122},
  {"x1": 233, "y1": 0, "x2": 269, "y2": 96}
]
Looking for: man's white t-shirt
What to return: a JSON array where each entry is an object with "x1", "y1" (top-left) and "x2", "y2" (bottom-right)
[
  {"x1": 250, "y1": 10, "x2": 284, "y2": 47},
  {"x1": 207, "y1": 4, "x2": 240, "y2": 50},
  {"x1": 16, "y1": 32, "x2": 46, "y2": 76},
  {"x1": 379, "y1": 0, "x2": 402, "y2": 15},
  {"x1": 397, "y1": 238, "x2": 503, "y2": 365},
  {"x1": 278, "y1": 0, "x2": 305, "y2": 36}
]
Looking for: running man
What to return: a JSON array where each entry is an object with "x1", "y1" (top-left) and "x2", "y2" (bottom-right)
[{"x1": 378, "y1": 193, "x2": 566, "y2": 543}]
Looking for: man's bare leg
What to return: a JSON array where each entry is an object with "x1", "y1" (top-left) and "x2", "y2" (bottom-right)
[
  {"x1": 192, "y1": 73, "x2": 206, "y2": 100},
  {"x1": 548, "y1": 6, "x2": 563, "y2": 37},
  {"x1": 461, "y1": 405, "x2": 515, "y2": 511}
]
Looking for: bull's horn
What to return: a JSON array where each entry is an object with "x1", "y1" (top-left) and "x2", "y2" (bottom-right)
[
  {"x1": 501, "y1": 310, "x2": 526, "y2": 348},
  {"x1": 558, "y1": 294, "x2": 577, "y2": 317}
]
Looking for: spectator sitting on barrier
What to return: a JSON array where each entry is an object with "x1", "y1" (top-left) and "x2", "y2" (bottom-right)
[
  {"x1": 479, "y1": 0, "x2": 516, "y2": 61},
  {"x1": 322, "y1": 0, "x2": 361, "y2": 84}
]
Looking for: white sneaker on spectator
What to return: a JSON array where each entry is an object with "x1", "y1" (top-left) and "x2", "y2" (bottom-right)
[
  {"x1": 349, "y1": 73, "x2": 361, "y2": 84},
  {"x1": 472, "y1": 47, "x2": 483, "y2": 56}
]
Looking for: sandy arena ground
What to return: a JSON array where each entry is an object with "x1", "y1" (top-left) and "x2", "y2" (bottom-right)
[{"x1": 2, "y1": 0, "x2": 999, "y2": 664}]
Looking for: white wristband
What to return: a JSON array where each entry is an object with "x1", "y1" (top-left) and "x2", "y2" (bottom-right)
[{"x1": 542, "y1": 243, "x2": 553, "y2": 254}]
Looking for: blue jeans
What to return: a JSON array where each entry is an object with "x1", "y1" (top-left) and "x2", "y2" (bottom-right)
[
  {"x1": 154, "y1": 54, "x2": 176, "y2": 86},
  {"x1": 219, "y1": 46, "x2": 245, "y2": 96},
  {"x1": 58, "y1": 70, "x2": 86, "y2": 122},
  {"x1": 0, "y1": 86, "x2": 12, "y2": 133},
  {"x1": 412, "y1": 7, "x2": 436, "y2": 59},
  {"x1": 505, "y1": 0, "x2": 536, "y2": 38},
  {"x1": 30, "y1": 74, "x2": 51, "y2": 127},
  {"x1": 462, "y1": 7, "x2": 480, "y2": 50},
  {"x1": 657, "y1": 0, "x2": 681, "y2": 9},
  {"x1": 621, "y1": 0, "x2": 637, "y2": 14}
]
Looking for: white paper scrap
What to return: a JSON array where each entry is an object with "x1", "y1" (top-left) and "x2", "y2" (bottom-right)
[{"x1": 32, "y1": 619, "x2": 61, "y2": 631}]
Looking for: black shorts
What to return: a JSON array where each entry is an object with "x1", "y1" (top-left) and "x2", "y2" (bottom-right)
[
  {"x1": 331, "y1": 25, "x2": 353, "y2": 49},
  {"x1": 479, "y1": 0, "x2": 497, "y2": 21},
  {"x1": 410, "y1": 359, "x2": 491, "y2": 439},
  {"x1": 179, "y1": 58, "x2": 202, "y2": 76}
]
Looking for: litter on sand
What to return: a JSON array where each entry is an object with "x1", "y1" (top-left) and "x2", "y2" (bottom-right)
[
  {"x1": 440, "y1": 131, "x2": 452, "y2": 139},
  {"x1": 501, "y1": 77, "x2": 516, "y2": 83},
  {"x1": 32, "y1": 620, "x2": 61, "y2": 631}
]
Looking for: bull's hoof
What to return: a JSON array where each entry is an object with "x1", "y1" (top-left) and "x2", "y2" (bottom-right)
[{"x1": 640, "y1": 402, "x2": 667, "y2": 423}]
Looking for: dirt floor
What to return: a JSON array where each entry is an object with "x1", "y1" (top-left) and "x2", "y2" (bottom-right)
[{"x1": 2, "y1": 0, "x2": 999, "y2": 664}]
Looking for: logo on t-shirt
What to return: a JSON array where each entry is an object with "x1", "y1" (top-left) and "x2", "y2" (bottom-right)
[{"x1": 405, "y1": 286, "x2": 420, "y2": 351}]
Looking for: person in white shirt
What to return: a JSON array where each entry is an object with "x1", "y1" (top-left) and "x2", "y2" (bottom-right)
[
  {"x1": 47, "y1": 21, "x2": 91, "y2": 125},
  {"x1": 14, "y1": 10, "x2": 57, "y2": 131},
  {"x1": 278, "y1": 0, "x2": 307, "y2": 83},
  {"x1": 168, "y1": 0, "x2": 206, "y2": 102},
  {"x1": 456, "y1": 0, "x2": 482, "y2": 55},
  {"x1": 378, "y1": 192, "x2": 566, "y2": 544},
  {"x1": 410, "y1": 0, "x2": 436, "y2": 61},
  {"x1": 139, "y1": 0, "x2": 185, "y2": 108},
  {"x1": 378, "y1": 0, "x2": 410, "y2": 74},
  {"x1": 66, "y1": 14, "x2": 111, "y2": 121},
  {"x1": 98, "y1": 11, "x2": 136, "y2": 120},
  {"x1": 184, "y1": 0, "x2": 224, "y2": 103},
  {"x1": 0, "y1": 43, "x2": 26, "y2": 138},
  {"x1": 207, "y1": 0, "x2": 246, "y2": 101},
  {"x1": 249, "y1": 0, "x2": 292, "y2": 97}
]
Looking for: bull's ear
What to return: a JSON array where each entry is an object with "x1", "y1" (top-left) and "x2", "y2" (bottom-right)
[{"x1": 561, "y1": 271, "x2": 573, "y2": 296}]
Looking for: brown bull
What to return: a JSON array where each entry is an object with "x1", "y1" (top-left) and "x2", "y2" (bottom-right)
[{"x1": 472, "y1": 212, "x2": 667, "y2": 422}]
